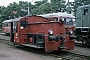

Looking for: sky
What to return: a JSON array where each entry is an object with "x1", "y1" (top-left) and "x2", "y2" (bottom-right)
[{"x1": 0, "y1": 0, "x2": 74, "y2": 7}]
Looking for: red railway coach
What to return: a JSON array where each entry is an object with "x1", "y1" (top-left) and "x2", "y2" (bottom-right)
[
  {"x1": 2, "y1": 12, "x2": 76, "y2": 53},
  {"x1": 2, "y1": 20, "x2": 11, "y2": 35}
]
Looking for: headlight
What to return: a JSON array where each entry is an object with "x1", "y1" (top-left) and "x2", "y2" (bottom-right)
[
  {"x1": 69, "y1": 30, "x2": 73, "y2": 35},
  {"x1": 48, "y1": 30, "x2": 53, "y2": 35},
  {"x1": 20, "y1": 26, "x2": 24, "y2": 29}
]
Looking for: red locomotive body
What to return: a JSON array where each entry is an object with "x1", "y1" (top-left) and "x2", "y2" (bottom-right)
[{"x1": 2, "y1": 12, "x2": 76, "y2": 53}]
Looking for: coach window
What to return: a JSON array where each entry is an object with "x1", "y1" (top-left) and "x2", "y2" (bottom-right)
[
  {"x1": 20, "y1": 20, "x2": 28, "y2": 29},
  {"x1": 8, "y1": 23, "x2": 11, "y2": 27},
  {"x1": 4, "y1": 23, "x2": 8, "y2": 27}
]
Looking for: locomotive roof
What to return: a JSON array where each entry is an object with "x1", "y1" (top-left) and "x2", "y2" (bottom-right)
[
  {"x1": 77, "y1": 4, "x2": 90, "y2": 9},
  {"x1": 38, "y1": 12, "x2": 75, "y2": 18},
  {"x1": 2, "y1": 17, "x2": 22, "y2": 23}
]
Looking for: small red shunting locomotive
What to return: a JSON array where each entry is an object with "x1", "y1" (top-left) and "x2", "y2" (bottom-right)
[{"x1": 2, "y1": 12, "x2": 76, "y2": 53}]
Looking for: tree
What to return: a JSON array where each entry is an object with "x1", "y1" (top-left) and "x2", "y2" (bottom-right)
[
  {"x1": 1, "y1": 1, "x2": 34, "y2": 21},
  {"x1": 0, "y1": 6, "x2": 6, "y2": 25},
  {"x1": 31, "y1": 0, "x2": 66, "y2": 15}
]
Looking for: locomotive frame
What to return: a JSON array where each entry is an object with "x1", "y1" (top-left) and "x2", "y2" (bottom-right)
[{"x1": 2, "y1": 12, "x2": 76, "y2": 53}]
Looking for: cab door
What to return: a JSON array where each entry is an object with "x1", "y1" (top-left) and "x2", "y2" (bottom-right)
[
  {"x1": 14, "y1": 21, "x2": 19, "y2": 44},
  {"x1": 81, "y1": 8, "x2": 89, "y2": 32},
  {"x1": 14, "y1": 19, "x2": 28, "y2": 44}
]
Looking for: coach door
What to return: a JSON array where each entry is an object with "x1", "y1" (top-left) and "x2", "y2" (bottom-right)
[
  {"x1": 10, "y1": 22, "x2": 14, "y2": 42},
  {"x1": 81, "y1": 8, "x2": 89, "y2": 32},
  {"x1": 10, "y1": 21, "x2": 17, "y2": 42}
]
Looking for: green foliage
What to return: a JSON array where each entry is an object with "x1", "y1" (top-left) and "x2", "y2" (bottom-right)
[
  {"x1": 68, "y1": 0, "x2": 90, "y2": 16},
  {"x1": 31, "y1": 3, "x2": 52, "y2": 15},
  {"x1": 0, "y1": 1, "x2": 34, "y2": 22},
  {"x1": 31, "y1": 0, "x2": 66, "y2": 15}
]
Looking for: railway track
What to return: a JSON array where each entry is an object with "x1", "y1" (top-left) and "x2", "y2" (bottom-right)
[
  {"x1": 50, "y1": 51, "x2": 90, "y2": 60},
  {"x1": 0, "y1": 36, "x2": 90, "y2": 60},
  {"x1": 75, "y1": 43, "x2": 90, "y2": 48}
]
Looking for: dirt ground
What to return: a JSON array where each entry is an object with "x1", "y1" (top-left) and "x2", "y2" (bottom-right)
[{"x1": 0, "y1": 43, "x2": 57, "y2": 60}]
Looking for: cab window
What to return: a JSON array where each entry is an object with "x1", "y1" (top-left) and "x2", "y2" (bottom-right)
[
  {"x1": 64, "y1": 18, "x2": 74, "y2": 25},
  {"x1": 4, "y1": 23, "x2": 8, "y2": 27},
  {"x1": 84, "y1": 8, "x2": 88, "y2": 15},
  {"x1": 20, "y1": 20, "x2": 28, "y2": 28}
]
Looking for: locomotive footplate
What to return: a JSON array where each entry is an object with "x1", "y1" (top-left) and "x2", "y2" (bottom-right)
[{"x1": 21, "y1": 44, "x2": 44, "y2": 48}]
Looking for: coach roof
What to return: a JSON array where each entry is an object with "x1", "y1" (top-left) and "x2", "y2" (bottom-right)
[{"x1": 2, "y1": 17, "x2": 22, "y2": 23}]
